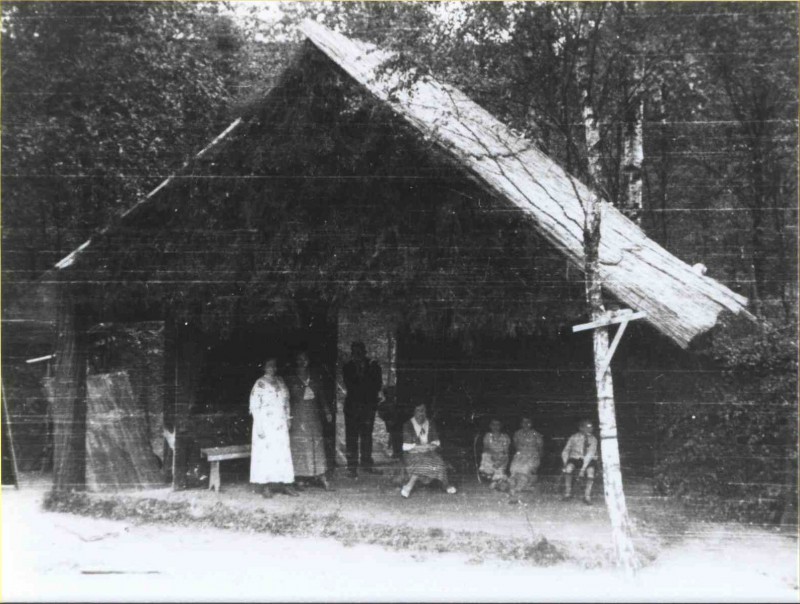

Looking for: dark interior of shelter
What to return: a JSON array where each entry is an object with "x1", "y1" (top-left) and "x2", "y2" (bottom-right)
[{"x1": 2, "y1": 44, "x2": 714, "y2": 491}]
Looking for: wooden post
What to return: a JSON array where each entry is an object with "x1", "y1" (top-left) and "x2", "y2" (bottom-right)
[
  {"x1": 2, "y1": 383, "x2": 21, "y2": 488},
  {"x1": 581, "y1": 189, "x2": 638, "y2": 575},
  {"x1": 582, "y1": 192, "x2": 639, "y2": 576},
  {"x1": 171, "y1": 321, "x2": 204, "y2": 490},
  {"x1": 162, "y1": 318, "x2": 177, "y2": 484},
  {"x1": 51, "y1": 293, "x2": 88, "y2": 491},
  {"x1": 592, "y1": 318, "x2": 638, "y2": 575}
]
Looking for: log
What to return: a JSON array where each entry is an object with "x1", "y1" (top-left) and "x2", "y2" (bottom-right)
[{"x1": 301, "y1": 20, "x2": 751, "y2": 349}]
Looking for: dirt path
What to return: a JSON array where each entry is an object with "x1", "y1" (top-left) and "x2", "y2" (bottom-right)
[{"x1": 3, "y1": 482, "x2": 797, "y2": 602}]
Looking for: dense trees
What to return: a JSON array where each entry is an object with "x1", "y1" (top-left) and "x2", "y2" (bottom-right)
[{"x1": 1, "y1": 2, "x2": 256, "y2": 284}]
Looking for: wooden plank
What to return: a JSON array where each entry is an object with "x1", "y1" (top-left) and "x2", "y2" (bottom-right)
[
  {"x1": 201, "y1": 444, "x2": 251, "y2": 458},
  {"x1": 572, "y1": 310, "x2": 646, "y2": 333},
  {"x1": 202, "y1": 451, "x2": 251, "y2": 462},
  {"x1": 85, "y1": 371, "x2": 163, "y2": 491},
  {"x1": 598, "y1": 318, "x2": 632, "y2": 378},
  {"x1": 300, "y1": 20, "x2": 752, "y2": 349}
]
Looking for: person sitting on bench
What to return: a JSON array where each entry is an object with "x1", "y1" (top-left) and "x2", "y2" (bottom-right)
[
  {"x1": 508, "y1": 416, "x2": 544, "y2": 499},
  {"x1": 479, "y1": 418, "x2": 511, "y2": 491},
  {"x1": 400, "y1": 402, "x2": 457, "y2": 498},
  {"x1": 561, "y1": 419, "x2": 598, "y2": 505}
]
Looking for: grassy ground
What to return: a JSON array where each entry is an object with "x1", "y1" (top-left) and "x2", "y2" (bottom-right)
[{"x1": 42, "y1": 469, "x2": 692, "y2": 569}]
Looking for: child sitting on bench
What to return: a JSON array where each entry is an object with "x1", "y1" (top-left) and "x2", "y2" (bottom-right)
[{"x1": 561, "y1": 419, "x2": 598, "y2": 505}]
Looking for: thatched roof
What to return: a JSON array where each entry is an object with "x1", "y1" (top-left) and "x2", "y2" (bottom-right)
[{"x1": 52, "y1": 21, "x2": 750, "y2": 348}]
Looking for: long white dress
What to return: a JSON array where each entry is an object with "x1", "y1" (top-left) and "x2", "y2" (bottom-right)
[{"x1": 249, "y1": 376, "x2": 294, "y2": 484}]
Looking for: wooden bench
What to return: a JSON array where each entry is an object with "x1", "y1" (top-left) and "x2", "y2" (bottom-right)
[{"x1": 200, "y1": 444, "x2": 251, "y2": 492}]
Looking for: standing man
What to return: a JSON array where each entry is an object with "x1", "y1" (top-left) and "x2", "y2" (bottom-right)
[{"x1": 342, "y1": 341, "x2": 383, "y2": 478}]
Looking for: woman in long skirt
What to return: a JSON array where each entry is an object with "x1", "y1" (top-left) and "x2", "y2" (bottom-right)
[
  {"x1": 288, "y1": 351, "x2": 334, "y2": 490},
  {"x1": 400, "y1": 403, "x2": 457, "y2": 498},
  {"x1": 508, "y1": 416, "x2": 544, "y2": 499},
  {"x1": 479, "y1": 418, "x2": 511, "y2": 490},
  {"x1": 250, "y1": 357, "x2": 298, "y2": 498}
]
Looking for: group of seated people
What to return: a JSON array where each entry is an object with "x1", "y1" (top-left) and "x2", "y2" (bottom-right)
[
  {"x1": 478, "y1": 417, "x2": 599, "y2": 504},
  {"x1": 398, "y1": 403, "x2": 599, "y2": 505}
]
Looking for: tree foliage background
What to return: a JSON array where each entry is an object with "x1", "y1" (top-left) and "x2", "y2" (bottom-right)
[{"x1": 2, "y1": 1, "x2": 797, "y2": 522}]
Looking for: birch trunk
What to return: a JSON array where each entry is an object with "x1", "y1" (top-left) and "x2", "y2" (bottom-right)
[
  {"x1": 580, "y1": 40, "x2": 639, "y2": 576},
  {"x1": 622, "y1": 57, "x2": 644, "y2": 225}
]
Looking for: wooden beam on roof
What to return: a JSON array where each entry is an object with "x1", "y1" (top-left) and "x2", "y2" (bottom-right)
[
  {"x1": 54, "y1": 117, "x2": 244, "y2": 271},
  {"x1": 300, "y1": 20, "x2": 753, "y2": 349}
]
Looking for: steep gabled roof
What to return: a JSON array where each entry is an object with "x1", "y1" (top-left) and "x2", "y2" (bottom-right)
[
  {"x1": 300, "y1": 20, "x2": 750, "y2": 348},
  {"x1": 52, "y1": 21, "x2": 750, "y2": 348}
]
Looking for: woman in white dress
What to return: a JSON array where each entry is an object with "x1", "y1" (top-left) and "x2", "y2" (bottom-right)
[{"x1": 250, "y1": 357, "x2": 299, "y2": 498}]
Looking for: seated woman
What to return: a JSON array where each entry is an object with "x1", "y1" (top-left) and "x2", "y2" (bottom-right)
[
  {"x1": 508, "y1": 416, "x2": 544, "y2": 499},
  {"x1": 400, "y1": 403, "x2": 457, "y2": 498},
  {"x1": 479, "y1": 418, "x2": 511, "y2": 490}
]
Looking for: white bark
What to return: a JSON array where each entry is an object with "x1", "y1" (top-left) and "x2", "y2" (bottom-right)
[
  {"x1": 579, "y1": 36, "x2": 639, "y2": 577},
  {"x1": 622, "y1": 58, "x2": 644, "y2": 224}
]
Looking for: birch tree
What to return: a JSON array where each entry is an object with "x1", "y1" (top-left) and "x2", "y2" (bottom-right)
[{"x1": 574, "y1": 4, "x2": 639, "y2": 575}]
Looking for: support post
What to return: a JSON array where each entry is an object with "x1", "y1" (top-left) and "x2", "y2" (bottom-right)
[
  {"x1": 163, "y1": 318, "x2": 177, "y2": 485},
  {"x1": 2, "y1": 382, "x2": 21, "y2": 488},
  {"x1": 591, "y1": 319, "x2": 638, "y2": 576},
  {"x1": 51, "y1": 293, "x2": 88, "y2": 491},
  {"x1": 171, "y1": 320, "x2": 204, "y2": 490},
  {"x1": 581, "y1": 206, "x2": 639, "y2": 576}
]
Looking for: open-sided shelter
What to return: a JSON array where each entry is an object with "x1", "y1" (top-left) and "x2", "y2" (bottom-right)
[{"x1": 43, "y1": 22, "x2": 751, "y2": 491}]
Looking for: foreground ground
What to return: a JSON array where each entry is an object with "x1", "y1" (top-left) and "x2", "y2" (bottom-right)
[{"x1": 3, "y1": 472, "x2": 798, "y2": 602}]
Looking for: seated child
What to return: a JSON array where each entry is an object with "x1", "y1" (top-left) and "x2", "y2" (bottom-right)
[
  {"x1": 508, "y1": 417, "x2": 544, "y2": 497},
  {"x1": 561, "y1": 419, "x2": 599, "y2": 504},
  {"x1": 479, "y1": 418, "x2": 511, "y2": 490}
]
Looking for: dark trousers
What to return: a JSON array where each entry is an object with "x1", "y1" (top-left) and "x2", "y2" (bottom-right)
[{"x1": 344, "y1": 405, "x2": 376, "y2": 469}]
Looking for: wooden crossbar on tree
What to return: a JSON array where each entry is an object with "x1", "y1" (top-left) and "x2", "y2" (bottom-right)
[{"x1": 572, "y1": 310, "x2": 646, "y2": 332}]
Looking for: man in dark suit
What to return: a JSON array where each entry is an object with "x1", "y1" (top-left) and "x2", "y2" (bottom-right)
[{"x1": 342, "y1": 341, "x2": 383, "y2": 478}]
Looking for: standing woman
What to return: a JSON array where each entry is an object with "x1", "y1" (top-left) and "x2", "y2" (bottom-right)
[
  {"x1": 250, "y1": 357, "x2": 299, "y2": 498},
  {"x1": 288, "y1": 351, "x2": 334, "y2": 490}
]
